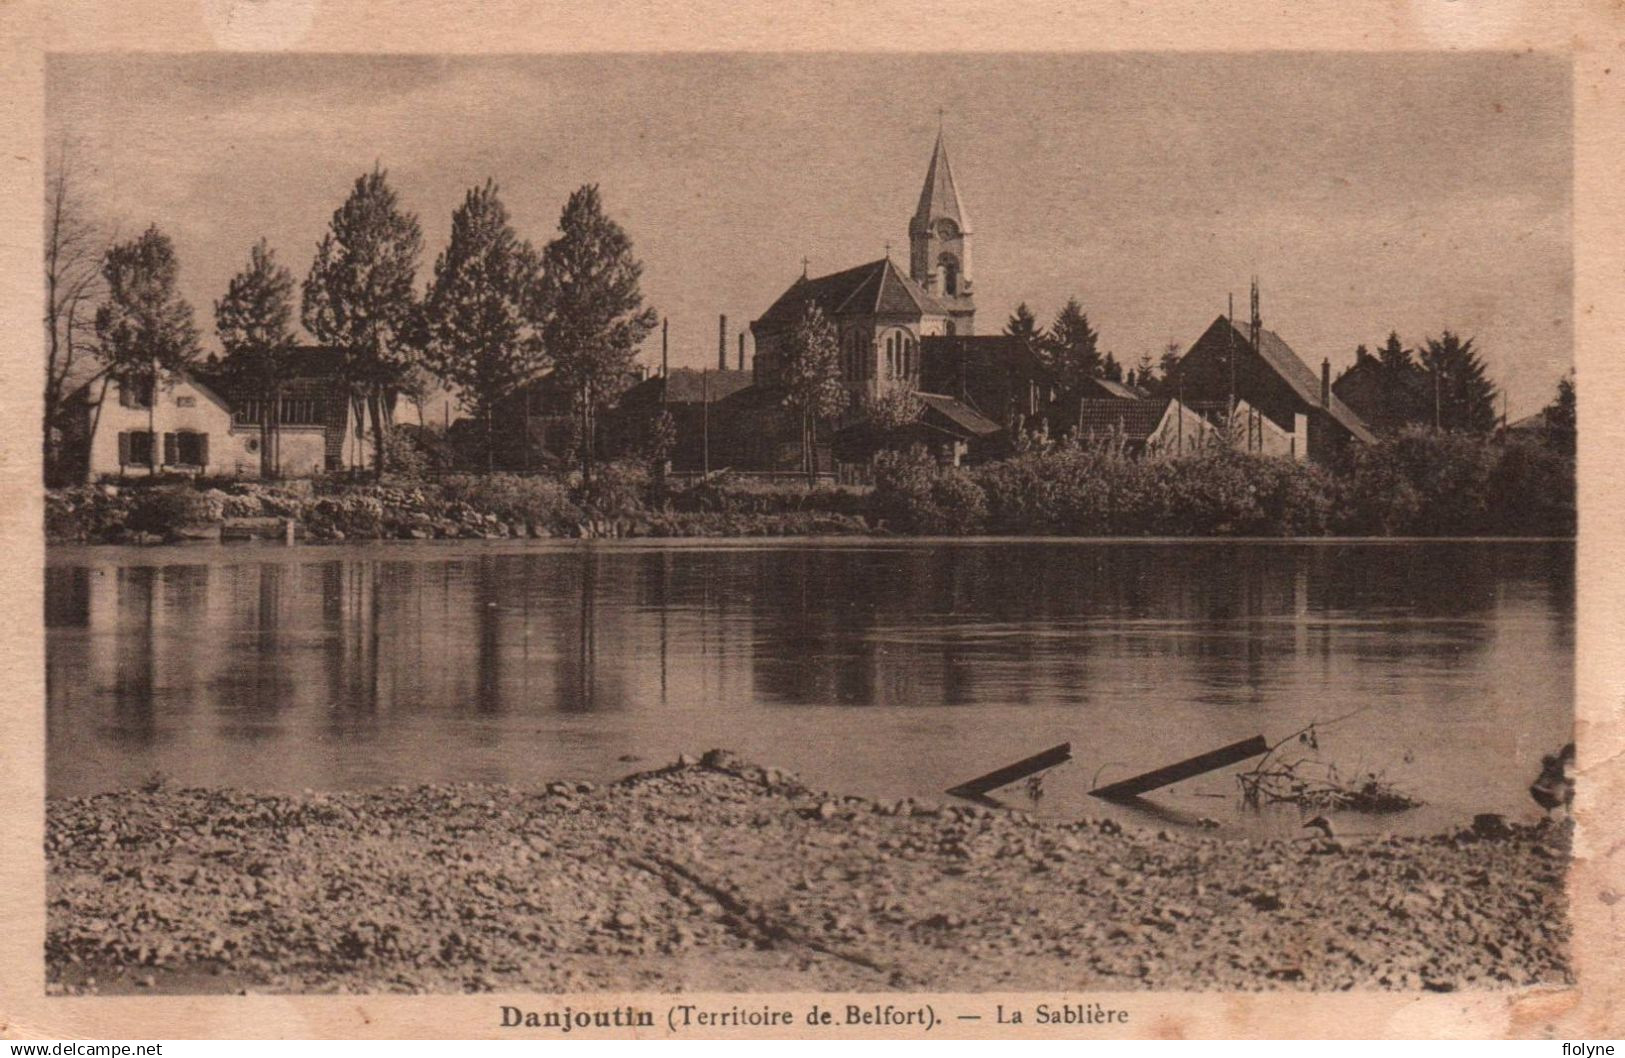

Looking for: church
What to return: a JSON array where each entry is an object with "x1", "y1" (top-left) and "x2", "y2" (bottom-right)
[{"x1": 750, "y1": 130, "x2": 980, "y2": 403}]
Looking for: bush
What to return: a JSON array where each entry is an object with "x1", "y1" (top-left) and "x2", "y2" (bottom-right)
[
  {"x1": 125, "y1": 485, "x2": 222, "y2": 534},
  {"x1": 438, "y1": 473, "x2": 582, "y2": 528},
  {"x1": 872, "y1": 447, "x2": 987, "y2": 534},
  {"x1": 573, "y1": 461, "x2": 650, "y2": 519},
  {"x1": 1333, "y1": 428, "x2": 1573, "y2": 536}
]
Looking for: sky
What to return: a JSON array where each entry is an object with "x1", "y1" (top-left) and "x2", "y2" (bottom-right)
[{"x1": 47, "y1": 52, "x2": 1572, "y2": 419}]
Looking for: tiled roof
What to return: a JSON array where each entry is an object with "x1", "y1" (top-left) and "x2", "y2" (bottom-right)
[
  {"x1": 1075, "y1": 398, "x2": 1171, "y2": 440},
  {"x1": 1085, "y1": 377, "x2": 1146, "y2": 401},
  {"x1": 917, "y1": 392, "x2": 1002, "y2": 436},
  {"x1": 1209, "y1": 316, "x2": 1376, "y2": 444},
  {"x1": 755, "y1": 258, "x2": 949, "y2": 331}
]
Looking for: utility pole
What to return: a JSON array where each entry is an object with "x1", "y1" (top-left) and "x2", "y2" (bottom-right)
[{"x1": 702, "y1": 367, "x2": 710, "y2": 477}]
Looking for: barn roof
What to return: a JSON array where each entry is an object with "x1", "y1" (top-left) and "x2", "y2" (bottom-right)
[{"x1": 1203, "y1": 316, "x2": 1376, "y2": 444}]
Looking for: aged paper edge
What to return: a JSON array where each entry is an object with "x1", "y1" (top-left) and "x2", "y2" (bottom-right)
[{"x1": 0, "y1": 0, "x2": 1620, "y2": 1040}]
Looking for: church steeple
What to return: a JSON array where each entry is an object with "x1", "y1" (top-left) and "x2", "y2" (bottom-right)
[{"x1": 909, "y1": 130, "x2": 973, "y2": 309}]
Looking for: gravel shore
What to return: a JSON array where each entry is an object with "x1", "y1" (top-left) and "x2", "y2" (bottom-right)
[{"x1": 45, "y1": 751, "x2": 1571, "y2": 995}]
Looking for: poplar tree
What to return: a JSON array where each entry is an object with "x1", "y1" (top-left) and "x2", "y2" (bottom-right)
[
  {"x1": 537, "y1": 184, "x2": 657, "y2": 485},
  {"x1": 780, "y1": 302, "x2": 846, "y2": 484},
  {"x1": 302, "y1": 166, "x2": 423, "y2": 479},
  {"x1": 216, "y1": 239, "x2": 298, "y2": 476},
  {"x1": 94, "y1": 225, "x2": 201, "y2": 472},
  {"x1": 421, "y1": 181, "x2": 547, "y2": 470}
]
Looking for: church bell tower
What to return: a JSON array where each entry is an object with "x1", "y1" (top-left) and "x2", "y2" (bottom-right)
[{"x1": 909, "y1": 129, "x2": 974, "y2": 329}]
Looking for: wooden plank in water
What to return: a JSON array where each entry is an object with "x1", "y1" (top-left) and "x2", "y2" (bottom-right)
[
  {"x1": 1089, "y1": 735, "x2": 1269, "y2": 801},
  {"x1": 946, "y1": 742, "x2": 1072, "y2": 799}
]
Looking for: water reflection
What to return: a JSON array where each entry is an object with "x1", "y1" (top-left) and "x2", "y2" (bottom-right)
[{"x1": 45, "y1": 540, "x2": 1573, "y2": 836}]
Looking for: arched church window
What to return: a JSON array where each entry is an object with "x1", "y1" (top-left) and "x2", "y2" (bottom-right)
[{"x1": 939, "y1": 254, "x2": 960, "y2": 296}]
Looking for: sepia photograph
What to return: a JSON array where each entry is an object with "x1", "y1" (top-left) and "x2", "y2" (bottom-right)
[{"x1": 27, "y1": 44, "x2": 1589, "y2": 1018}]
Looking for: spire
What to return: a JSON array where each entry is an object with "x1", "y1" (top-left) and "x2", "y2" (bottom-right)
[{"x1": 914, "y1": 129, "x2": 970, "y2": 232}]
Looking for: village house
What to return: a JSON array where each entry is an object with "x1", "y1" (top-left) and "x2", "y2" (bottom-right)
[
  {"x1": 58, "y1": 347, "x2": 380, "y2": 482},
  {"x1": 60, "y1": 371, "x2": 239, "y2": 480},
  {"x1": 606, "y1": 365, "x2": 753, "y2": 473},
  {"x1": 208, "y1": 347, "x2": 380, "y2": 477},
  {"x1": 1168, "y1": 292, "x2": 1375, "y2": 463}
]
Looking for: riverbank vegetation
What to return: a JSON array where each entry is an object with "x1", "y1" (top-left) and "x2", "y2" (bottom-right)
[{"x1": 45, "y1": 426, "x2": 1573, "y2": 544}]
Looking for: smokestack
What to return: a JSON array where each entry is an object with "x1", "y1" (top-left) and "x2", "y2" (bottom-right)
[
  {"x1": 738, "y1": 332, "x2": 746, "y2": 372},
  {"x1": 718, "y1": 315, "x2": 728, "y2": 372},
  {"x1": 661, "y1": 318, "x2": 669, "y2": 379},
  {"x1": 1321, "y1": 358, "x2": 1331, "y2": 409}
]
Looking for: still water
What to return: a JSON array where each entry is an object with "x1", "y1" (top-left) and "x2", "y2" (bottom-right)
[{"x1": 46, "y1": 539, "x2": 1573, "y2": 837}]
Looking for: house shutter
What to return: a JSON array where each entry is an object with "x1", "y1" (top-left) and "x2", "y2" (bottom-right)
[
  {"x1": 163, "y1": 432, "x2": 177, "y2": 466},
  {"x1": 196, "y1": 433, "x2": 209, "y2": 468},
  {"x1": 118, "y1": 431, "x2": 130, "y2": 465},
  {"x1": 118, "y1": 381, "x2": 131, "y2": 408}
]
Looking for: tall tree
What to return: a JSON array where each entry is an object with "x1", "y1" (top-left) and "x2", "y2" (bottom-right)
[
  {"x1": 421, "y1": 181, "x2": 547, "y2": 470},
  {"x1": 780, "y1": 302, "x2": 846, "y2": 484},
  {"x1": 1133, "y1": 350, "x2": 1157, "y2": 394},
  {"x1": 1376, "y1": 331, "x2": 1413, "y2": 373},
  {"x1": 44, "y1": 144, "x2": 107, "y2": 483},
  {"x1": 302, "y1": 166, "x2": 423, "y2": 479},
  {"x1": 215, "y1": 239, "x2": 298, "y2": 477},
  {"x1": 1101, "y1": 351, "x2": 1123, "y2": 383},
  {"x1": 94, "y1": 225, "x2": 201, "y2": 472},
  {"x1": 1419, "y1": 331, "x2": 1498, "y2": 433},
  {"x1": 538, "y1": 184, "x2": 658, "y2": 485},
  {"x1": 1158, "y1": 339, "x2": 1183, "y2": 388},
  {"x1": 1540, "y1": 369, "x2": 1575, "y2": 454},
  {"x1": 1043, "y1": 298, "x2": 1100, "y2": 391},
  {"x1": 1004, "y1": 302, "x2": 1041, "y2": 344}
]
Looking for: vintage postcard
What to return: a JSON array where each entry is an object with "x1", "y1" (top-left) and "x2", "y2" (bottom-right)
[{"x1": 2, "y1": 0, "x2": 1622, "y2": 1042}]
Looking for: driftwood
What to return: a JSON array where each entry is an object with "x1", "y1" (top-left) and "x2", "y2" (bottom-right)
[
  {"x1": 1089, "y1": 736, "x2": 1268, "y2": 801},
  {"x1": 1236, "y1": 711, "x2": 1421, "y2": 813}
]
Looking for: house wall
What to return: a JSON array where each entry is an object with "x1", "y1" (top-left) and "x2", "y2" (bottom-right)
[
  {"x1": 88, "y1": 375, "x2": 241, "y2": 479},
  {"x1": 224, "y1": 425, "x2": 331, "y2": 478}
]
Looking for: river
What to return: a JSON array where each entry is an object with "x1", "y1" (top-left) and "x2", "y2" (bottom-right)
[{"x1": 45, "y1": 538, "x2": 1573, "y2": 838}]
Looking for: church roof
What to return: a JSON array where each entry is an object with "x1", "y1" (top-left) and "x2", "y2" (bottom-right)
[
  {"x1": 914, "y1": 131, "x2": 970, "y2": 232},
  {"x1": 754, "y1": 258, "x2": 950, "y2": 331}
]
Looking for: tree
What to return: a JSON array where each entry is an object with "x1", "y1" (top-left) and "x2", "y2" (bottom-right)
[
  {"x1": 44, "y1": 144, "x2": 107, "y2": 483},
  {"x1": 1043, "y1": 298, "x2": 1100, "y2": 391},
  {"x1": 94, "y1": 225, "x2": 202, "y2": 472},
  {"x1": 538, "y1": 184, "x2": 658, "y2": 485},
  {"x1": 1133, "y1": 350, "x2": 1156, "y2": 393},
  {"x1": 863, "y1": 385, "x2": 925, "y2": 431},
  {"x1": 1540, "y1": 370, "x2": 1575, "y2": 454},
  {"x1": 421, "y1": 181, "x2": 547, "y2": 470},
  {"x1": 215, "y1": 239, "x2": 298, "y2": 477},
  {"x1": 1102, "y1": 351, "x2": 1123, "y2": 383},
  {"x1": 1419, "y1": 331, "x2": 1498, "y2": 433},
  {"x1": 1158, "y1": 339, "x2": 1183, "y2": 388},
  {"x1": 302, "y1": 166, "x2": 423, "y2": 479},
  {"x1": 1004, "y1": 302, "x2": 1041, "y2": 343},
  {"x1": 779, "y1": 302, "x2": 847, "y2": 483}
]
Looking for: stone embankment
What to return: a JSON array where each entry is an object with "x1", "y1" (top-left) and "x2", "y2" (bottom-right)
[{"x1": 46, "y1": 751, "x2": 1571, "y2": 995}]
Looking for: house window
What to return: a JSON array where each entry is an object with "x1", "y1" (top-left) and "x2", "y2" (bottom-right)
[
  {"x1": 119, "y1": 430, "x2": 155, "y2": 466},
  {"x1": 175, "y1": 431, "x2": 208, "y2": 466},
  {"x1": 176, "y1": 395, "x2": 196, "y2": 408},
  {"x1": 117, "y1": 378, "x2": 153, "y2": 409}
]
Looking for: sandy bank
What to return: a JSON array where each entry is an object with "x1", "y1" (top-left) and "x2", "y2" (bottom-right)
[{"x1": 46, "y1": 751, "x2": 1571, "y2": 995}]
